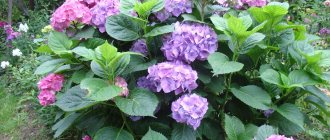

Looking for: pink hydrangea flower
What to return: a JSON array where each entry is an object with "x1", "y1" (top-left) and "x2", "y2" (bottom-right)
[
  {"x1": 266, "y1": 135, "x2": 294, "y2": 140},
  {"x1": 241, "y1": 0, "x2": 267, "y2": 7},
  {"x1": 82, "y1": 135, "x2": 92, "y2": 140},
  {"x1": 90, "y1": 0, "x2": 120, "y2": 32},
  {"x1": 115, "y1": 77, "x2": 129, "y2": 97},
  {"x1": 38, "y1": 90, "x2": 56, "y2": 106},
  {"x1": 50, "y1": 0, "x2": 92, "y2": 31},
  {"x1": 38, "y1": 73, "x2": 65, "y2": 92}
]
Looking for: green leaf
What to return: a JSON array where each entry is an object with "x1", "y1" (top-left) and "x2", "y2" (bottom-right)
[
  {"x1": 269, "y1": 112, "x2": 304, "y2": 135},
  {"x1": 72, "y1": 70, "x2": 94, "y2": 84},
  {"x1": 89, "y1": 85, "x2": 122, "y2": 101},
  {"x1": 91, "y1": 61, "x2": 107, "y2": 78},
  {"x1": 124, "y1": 58, "x2": 157, "y2": 74},
  {"x1": 105, "y1": 14, "x2": 146, "y2": 41},
  {"x1": 144, "y1": 25, "x2": 174, "y2": 37},
  {"x1": 197, "y1": 119, "x2": 223, "y2": 140},
  {"x1": 318, "y1": 50, "x2": 330, "y2": 67},
  {"x1": 276, "y1": 103, "x2": 304, "y2": 130},
  {"x1": 239, "y1": 15, "x2": 252, "y2": 29},
  {"x1": 245, "y1": 124, "x2": 258, "y2": 138},
  {"x1": 34, "y1": 59, "x2": 66, "y2": 75},
  {"x1": 97, "y1": 41, "x2": 118, "y2": 62},
  {"x1": 171, "y1": 124, "x2": 196, "y2": 140},
  {"x1": 113, "y1": 54, "x2": 131, "y2": 76},
  {"x1": 94, "y1": 126, "x2": 134, "y2": 140},
  {"x1": 142, "y1": 128, "x2": 168, "y2": 140},
  {"x1": 231, "y1": 85, "x2": 271, "y2": 110},
  {"x1": 119, "y1": 0, "x2": 135, "y2": 15},
  {"x1": 72, "y1": 47, "x2": 96, "y2": 60},
  {"x1": 305, "y1": 86, "x2": 330, "y2": 103},
  {"x1": 134, "y1": 0, "x2": 164, "y2": 18},
  {"x1": 48, "y1": 31, "x2": 72, "y2": 54},
  {"x1": 114, "y1": 88, "x2": 159, "y2": 116},
  {"x1": 210, "y1": 15, "x2": 227, "y2": 31},
  {"x1": 182, "y1": 14, "x2": 205, "y2": 23},
  {"x1": 254, "y1": 125, "x2": 278, "y2": 140},
  {"x1": 227, "y1": 16, "x2": 247, "y2": 36},
  {"x1": 224, "y1": 114, "x2": 245, "y2": 140},
  {"x1": 35, "y1": 45, "x2": 53, "y2": 54},
  {"x1": 260, "y1": 69, "x2": 283, "y2": 86},
  {"x1": 208, "y1": 52, "x2": 244, "y2": 75},
  {"x1": 288, "y1": 70, "x2": 319, "y2": 88},
  {"x1": 72, "y1": 27, "x2": 95, "y2": 39},
  {"x1": 83, "y1": 38, "x2": 106, "y2": 49},
  {"x1": 239, "y1": 33, "x2": 265, "y2": 54},
  {"x1": 305, "y1": 96, "x2": 330, "y2": 117},
  {"x1": 80, "y1": 78, "x2": 109, "y2": 95},
  {"x1": 56, "y1": 86, "x2": 96, "y2": 112},
  {"x1": 52, "y1": 112, "x2": 81, "y2": 138}
]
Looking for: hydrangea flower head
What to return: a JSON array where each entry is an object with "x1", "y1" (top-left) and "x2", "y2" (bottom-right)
[
  {"x1": 161, "y1": 22, "x2": 218, "y2": 63},
  {"x1": 130, "y1": 39, "x2": 148, "y2": 56},
  {"x1": 38, "y1": 73, "x2": 65, "y2": 92},
  {"x1": 115, "y1": 77, "x2": 129, "y2": 97},
  {"x1": 90, "y1": 0, "x2": 120, "y2": 32},
  {"x1": 147, "y1": 61, "x2": 198, "y2": 94},
  {"x1": 155, "y1": 0, "x2": 192, "y2": 21},
  {"x1": 171, "y1": 93, "x2": 208, "y2": 130},
  {"x1": 137, "y1": 76, "x2": 157, "y2": 92},
  {"x1": 50, "y1": 0, "x2": 92, "y2": 31},
  {"x1": 0, "y1": 21, "x2": 6, "y2": 28},
  {"x1": 38, "y1": 90, "x2": 56, "y2": 106},
  {"x1": 4, "y1": 25, "x2": 21, "y2": 41},
  {"x1": 319, "y1": 28, "x2": 330, "y2": 36},
  {"x1": 266, "y1": 135, "x2": 294, "y2": 140}
]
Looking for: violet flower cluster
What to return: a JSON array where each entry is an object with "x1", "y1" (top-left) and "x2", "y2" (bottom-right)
[
  {"x1": 90, "y1": 0, "x2": 120, "y2": 32},
  {"x1": 115, "y1": 77, "x2": 129, "y2": 97},
  {"x1": 266, "y1": 135, "x2": 294, "y2": 140},
  {"x1": 130, "y1": 39, "x2": 148, "y2": 56},
  {"x1": 161, "y1": 22, "x2": 218, "y2": 64},
  {"x1": 171, "y1": 94, "x2": 208, "y2": 130},
  {"x1": 155, "y1": 0, "x2": 193, "y2": 21},
  {"x1": 263, "y1": 109, "x2": 274, "y2": 118},
  {"x1": 4, "y1": 25, "x2": 21, "y2": 41},
  {"x1": 319, "y1": 28, "x2": 330, "y2": 36},
  {"x1": 37, "y1": 73, "x2": 65, "y2": 106},
  {"x1": 147, "y1": 62, "x2": 198, "y2": 94},
  {"x1": 50, "y1": 0, "x2": 92, "y2": 31},
  {"x1": 137, "y1": 76, "x2": 157, "y2": 92}
]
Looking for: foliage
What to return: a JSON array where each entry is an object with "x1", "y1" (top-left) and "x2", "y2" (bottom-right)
[{"x1": 28, "y1": 0, "x2": 330, "y2": 139}]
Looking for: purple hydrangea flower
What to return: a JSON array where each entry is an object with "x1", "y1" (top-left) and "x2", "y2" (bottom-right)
[
  {"x1": 130, "y1": 39, "x2": 148, "y2": 56},
  {"x1": 171, "y1": 93, "x2": 208, "y2": 130},
  {"x1": 90, "y1": 0, "x2": 120, "y2": 32},
  {"x1": 154, "y1": 0, "x2": 192, "y2": 21},
  {"x1": 130, "y1": 116, "x2": 143, "y2": 121},
  {"x1": 263, "y1": 109, "x2": 274, "y2": 118},
  {"x1": 137, "y1": 76, "x2": 157, "y2": 92},
  {"x1": 319, "y1": 28, "x2": 330, "y2": 36},
  {"x1": 241, "y1": 0, "x2": 267, "y2": 7},
  {"x1": 147, "y1": 61, "x2": 198, "y2": 94},
  {"x1": 161, "y1": 22, "x2": 218, "y2": 64}
]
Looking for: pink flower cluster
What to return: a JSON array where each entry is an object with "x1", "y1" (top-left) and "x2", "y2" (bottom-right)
[
  {"x1": 266, "y1": 135, "x2": 294, "y2": 140},
  {"x1": 115, "y1": 77, "x2": 129, "y2": 97},
  {"x1": 50, "y1": 0, "x2": 92, "y2": 31},
  {"x1": 82, "y1": 135, "x2": 92, "y2": 140},
  {"x1": 37, "y1": 73, "x2": 65, "y2": 106}
]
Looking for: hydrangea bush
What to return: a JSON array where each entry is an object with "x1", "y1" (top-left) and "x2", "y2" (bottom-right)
[{"x1": 34, "y1": 0, "x2": 330, "y2": 139}]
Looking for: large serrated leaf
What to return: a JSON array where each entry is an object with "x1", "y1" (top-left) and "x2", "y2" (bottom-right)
[
  {"x1": 142, "y1": 128, "x2": 168, "y2": 140},
  {"x1": 231, "y1": 85, "x2": 271, "y2": 110},
  {"x1": 171, "y1": 124, "x2": 196, "y2": 140},
  {"x1": 208, "y1": 52, "x2": 244, "y2": 75},
  {"x1": 94, "y1": 126, "x2": 134, "y2": 140}
]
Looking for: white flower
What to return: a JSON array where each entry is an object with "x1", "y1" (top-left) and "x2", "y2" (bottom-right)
[
  {"x1": 1, "y1": 61, "x2": 10, "y2": 69},
  {"x1": 12, "y1": 48, "x2": 23, "y2": 56},
  {"x1": 18, "y1": 23, "x2": 29, "y2": 32}
]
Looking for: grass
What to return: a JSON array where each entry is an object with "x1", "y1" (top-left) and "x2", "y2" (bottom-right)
[{"x1": 0, "y1": 87, "x2": 51, "y2": 140}]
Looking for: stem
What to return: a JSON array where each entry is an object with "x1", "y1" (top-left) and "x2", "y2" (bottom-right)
[
  {"x1": 120, "y1": 111, "x2": 135, "y2": 137},
  {"x1": 274, "y1": 88, "x2": 293, "y2": 104},
  {"x1": 200, "y1": 0, "x2": 207, "y2": 22}
]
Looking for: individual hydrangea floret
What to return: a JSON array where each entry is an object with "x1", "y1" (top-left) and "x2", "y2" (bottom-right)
[
  {"x1": 38, "y1": 73, "x2": 65, "y2": 92},
  {"x1": 161, "y1": 22, "x2": 218, "y2": 63},
  {"x1": 147, "y1": 62, "x2": 198, "y2": 94},
  {"x1": 137, "y1": 76, "x2": 157, "y2": 92},
  {"x1": 115, "y1": 77, "x2": 129, "y2": 97},
  {"x1": 171, "y1": 93, "x2": 208, "y2": 130},
  {"x1": 266, "y1": 135, "x2": 294, "y2": 140},
  {"x1": 155, "y1": 0, "x2": 192, "y2": 21},
  {"x1": 130, "y1": 39, "x2": 148, "y2": 56},
  {"x1": 82, "y1": 135, "x2": 92, "y2": 140},
  {"x1": 50, "y1": 0, "x2": 92, "y2": 31},
  {"x1": 90, "y1": 0, "x2": 120, "y2": 32},
  {"x1": 38, "y1": 90, "x2": 56, "y2": 106}
]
